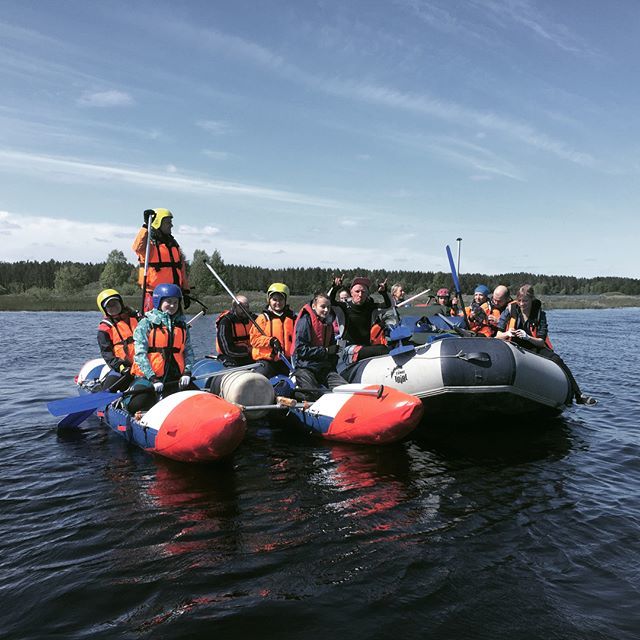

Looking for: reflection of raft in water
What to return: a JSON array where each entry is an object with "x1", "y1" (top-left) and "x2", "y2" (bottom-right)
[
  {"x1": 75, "y1": 359, "x2": 246, "y2": 463},
  {"x1": 343, "y1": 334, "x2": 573, "y2": 417}
]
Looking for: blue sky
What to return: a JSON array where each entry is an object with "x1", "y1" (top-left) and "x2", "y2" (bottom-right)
[{"x1": 1, "y1": 0, "x2": 638, "y2": 278}]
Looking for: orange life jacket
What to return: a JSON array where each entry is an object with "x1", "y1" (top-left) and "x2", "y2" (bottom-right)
[
  {"x1": 506, "y1": 302, "x2": 554, "y2": 350},
  {"x1": 215, "y1": 310, "x2": 251, "y2": 354},
  {"x1": 99, "y1": 315, "x2": 138, "y2": 363},
  {"x1": 370, "y1": 321, "x2": 387, "y2": 345},
  {"x1": 135, "y1": 232, "x2": 186, "y2": 292},
  {"x1": 131, "y1": 320, "x2": 187, "y2": 378},
  {"x1": 465, "y1": 302, "x2": 493, "y2": 337},
  {"x1": 294, "y1": 304, "x2": 333, "y2": 349},
  {"x1": 250, "y1": 310, "x2": 295, "y2": 361}
]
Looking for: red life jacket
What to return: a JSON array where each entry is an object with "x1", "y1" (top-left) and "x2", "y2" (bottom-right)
[
  {"x1": 294, "y1": 304, "x2": 333, "y2": 349},
  {"x1": 215, "y1": 310, "x2": 251, "y2": 354},
  {"x1": 131, "y1": 320, "x2": 187, "y2": 378},
  {"x1": 99, "y1": 315, "x2": 138, "y2": 363}
]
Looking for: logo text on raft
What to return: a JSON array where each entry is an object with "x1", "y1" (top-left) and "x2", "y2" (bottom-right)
[{"x1": 392, "y1": 366, "x2": 407, "y2": 383}]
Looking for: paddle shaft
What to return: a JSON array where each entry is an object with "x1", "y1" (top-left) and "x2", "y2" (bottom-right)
[
  {"x1": 140, "y1": 211, "x2": 155, "y2": 310},
  {"x1": 396, "y1": 289, "x2": 431, "y2": 308},
  {"x1": 203, "y1": 261, "x2": 294, "y2": 371}
]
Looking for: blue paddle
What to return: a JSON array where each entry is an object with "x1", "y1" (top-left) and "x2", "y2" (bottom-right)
[
  {"x1": 57, "y1": 408, "x2": 96, "y2": 429},
  {"x1": 446, "y1": 244, "x2": 470, "y2": 328},
  {"x1": 47, "y1": 389, "x2": 132, "y2": 417}
]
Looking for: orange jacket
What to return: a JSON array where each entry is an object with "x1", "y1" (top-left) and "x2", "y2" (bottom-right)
[
  {"x1": 250, "y1": 309, "x2": 295, "y2": 362},
  {"x1": 370, "y1": 321, "x2": 387, "y2": 345},
  {"x1": 132, "y1": 227, "x2": 189, "y2": 293},
  {"x1": 131, "y1": 320, "x2": 188, "y2": 378},
  {"x1": 465, "y1": 302, "x2": 493, "y2": 337},
  {"x1": 99, "y1": 315, "x2": 138, "y2": 365}
]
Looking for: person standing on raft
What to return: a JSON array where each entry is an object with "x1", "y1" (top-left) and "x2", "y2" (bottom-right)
[
  {"x1": 292, "y1": 293, "x2": 348, "y2": 400},
  {"x1": 329, "y1": 275, "x2": 391, "y2": 377},
  {"x1": 249, "y1": 283, "x2": 295, "y2": 379},
  {"x1": 96, "y1": 289, "x2": 139, "y2": 391},
  {"x1": 127, "y1": 283, "x2": 196, "y2": 413},
  {"x1": 496, "y1": 284, "x2": 596, "y2": 406},
  {"x1": 132, "y1": 208, "x2": 191, "y2": 312}
]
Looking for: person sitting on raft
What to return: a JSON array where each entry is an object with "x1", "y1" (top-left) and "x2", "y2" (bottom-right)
[
  {"x1": 482, "y1": 285, "x2": 512, "y2": 336},
  {"x1": 292, "y1": 293, "x2": 348, "y2": 400},
  {"x1": 96, "y1": 289, "x2": 139, "y2": 392},
  {"x1": 132, "y1": 208, "x2": 191, "y2": 312},
  {"x1": 127, "y1": 283, "x2": 196, "y2": 413},
  {"x1": 434, "y1": 288, "x2": 460, "y2": 316},
  {"x1": 464, "y1": 284, "x2": 492, "y2": 336},
  {"x1": 329, "y1": 275, "x2": 391, "y2": 376},
  {"x1": 391, "y1": 283, "x2": 406, "y2": 306},
  {"x1": 496, "y1": 284, "x2": 596, "y2": 406},
  {"x1": 249, "y1": 282, "x2": 295, "y2": 379},
  {"x1": 216, "y1": 295, "x2": 255, "y2": 367}
]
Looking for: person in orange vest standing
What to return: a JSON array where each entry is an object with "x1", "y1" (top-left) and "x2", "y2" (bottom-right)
[
  {"x1": 132, "y1": 208, "x2": 191, "y2": 312},
  {"x1": 96, "y1": 288, "x2": 139, "y2": 391}
]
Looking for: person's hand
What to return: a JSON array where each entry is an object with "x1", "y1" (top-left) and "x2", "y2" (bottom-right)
[
  {"x1": 451, "y1": 295, "x2": 458, "y2": 305},
  {"x1": 182, "y1": 293, "x2": 191, "y2": 310},
  {"x1": 269, "y1": 337, "x2": 283, "y2": 352},
  {"x1": 332, "y1": 273, "x2": 344, "y2": 288},
  {"x1": 153, "y1": 381, "x2": 164, "y2": 393},
  {"x1": 143, "y1": 209, "x2": 155, "y2": 226},
  {"x1": 179, "y1": 374, "x2": 191, "y2": 390},
  {"x1": 514, "y1": 329, "x2": 528, "y2": 340},
  {"x1": 326, "y1": 344, "x2": 338, "y2": 355},
  {"x1": 377, "y1": 278, "x2": 388, "y2": 293}
]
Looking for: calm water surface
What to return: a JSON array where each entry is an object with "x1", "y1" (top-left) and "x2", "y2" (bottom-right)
[{"x1": 1, "y1": 309, "x2": 639, "y2": 639}]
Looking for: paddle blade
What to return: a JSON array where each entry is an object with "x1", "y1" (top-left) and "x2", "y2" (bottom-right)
[
  {"x1": 57, "y1": 408, "x2": 96, "y2": 429},
  {"x1": 47, "y1": 390, "x2": 122, "y2": 417}
]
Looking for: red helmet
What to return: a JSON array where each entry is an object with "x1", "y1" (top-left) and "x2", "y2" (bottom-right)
[{"x1": 437, "y1": 288, "x2": 450, "y2": 297}]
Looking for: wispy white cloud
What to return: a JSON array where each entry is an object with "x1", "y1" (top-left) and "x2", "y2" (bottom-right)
[
  {"x1": 472, "y1": 0, "x2": 598, "y2": 57},
  {"x1": 0, "y1": 149, "x2": 348, "y2": 209},
  {"x1": 202, "y1": 149, "x2": 231, "y2": 160},
  {"x1": 78, "y1": 90, "x2": 134, "y2": 107},
  {"x1": 196, "y1": 120, "x2": 234, "y2": 135}
]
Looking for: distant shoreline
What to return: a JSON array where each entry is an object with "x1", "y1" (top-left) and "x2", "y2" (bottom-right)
[{"x1": 1, "y1": 293, "x2": 640, "y2": 313}]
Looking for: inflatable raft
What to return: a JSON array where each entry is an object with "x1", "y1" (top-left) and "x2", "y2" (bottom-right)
[
  {"x1": 74, "y1": 359, "x2": 247, "y2": 462},
  {"x1": 342, "y1": 334, "x2": 572, "y2": 417}
]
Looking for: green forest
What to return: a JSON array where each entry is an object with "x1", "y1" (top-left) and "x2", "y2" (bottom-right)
[{"x1": 2, "y1": 249, "x2": 640, "y2": 299}]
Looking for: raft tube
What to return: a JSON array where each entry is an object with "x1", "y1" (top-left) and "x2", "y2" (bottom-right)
[
  {"x1": 98, "y1": 390, "x2": 246, "y2": 462},
  {"x1": 276, "y1": 384, "x2": 423, "y2": 445}
]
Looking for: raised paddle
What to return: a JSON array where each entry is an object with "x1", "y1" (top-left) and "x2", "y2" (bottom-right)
[
  {"x1": 446, "y1": 244, "x2": 470, "y2": 328},
  {"x1": 203, "y1": 260, "x2": 294, "y2": 371}
]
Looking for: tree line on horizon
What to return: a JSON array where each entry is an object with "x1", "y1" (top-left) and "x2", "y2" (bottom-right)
[{"x1": 1, "y1": 249, "x2": 640, "y2": 297}]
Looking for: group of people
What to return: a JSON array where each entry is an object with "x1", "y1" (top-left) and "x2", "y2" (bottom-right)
[{"x1": 94, "y1": 207, "x2": 595, "y2": 413}]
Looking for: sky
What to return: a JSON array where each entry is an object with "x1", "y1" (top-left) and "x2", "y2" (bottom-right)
[{"x1": 1, "y1": 0, "x2": 639, "y2": 278}]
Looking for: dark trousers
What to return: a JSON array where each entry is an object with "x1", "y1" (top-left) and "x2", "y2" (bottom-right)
[
  {"x1": 292, "y1": 367, "x2": 348, "y2": 400},
  {"x1": 253, "y1": 360, "x2": 290, "y2": 379}
]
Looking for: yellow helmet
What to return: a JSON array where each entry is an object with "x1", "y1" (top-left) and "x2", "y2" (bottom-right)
[
  {"x1": 267, "y1": 282, "x2": 289, "y2": 299},
  {"x1": 96, "y1": 289, "x2": 122, "y2": 312},
  {"x1": 150, "y1": 208, "x2": 173, "y2": 230}
]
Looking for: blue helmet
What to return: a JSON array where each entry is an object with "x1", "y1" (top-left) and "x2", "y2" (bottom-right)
[
  {"x1": 152, "y1": 283, "x2": 182, "y2": 309},
  {"x1": 474, "y1": 284, "x2": 490, "y2": 297}
]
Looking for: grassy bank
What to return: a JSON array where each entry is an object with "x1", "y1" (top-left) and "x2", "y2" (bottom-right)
[{"x1": 2, "y1": 292, "x2": 640, "y2": 312}]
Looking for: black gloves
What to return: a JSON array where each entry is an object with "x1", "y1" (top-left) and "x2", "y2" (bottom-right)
[
  {"x1": 143, "y1": 209, "x2": 155, "y2": 226},
  {"x1": 182, "y1": 293, "x2": 191, "y2": 310},
  {"x1": 269, "y1": 337, "x2": 283, "y2": 352}
]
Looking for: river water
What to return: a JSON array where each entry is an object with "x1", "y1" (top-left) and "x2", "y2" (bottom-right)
[{"x1": 1, "y1": 308, "x2": 639, "y2": 639}]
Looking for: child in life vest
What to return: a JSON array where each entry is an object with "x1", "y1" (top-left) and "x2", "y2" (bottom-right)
[
  {"x1": 293, "y1": 293, "x2": 347, "y2": 399},
  {"x1": 127, "y1": 283, "x2": 196, "y2": 413},
  {"x1": 96, "y1": 289, "x2": 139, "y2": 392},
  {"x1": 249, "y1": 283, "x2": 295, "y2": 379}
]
